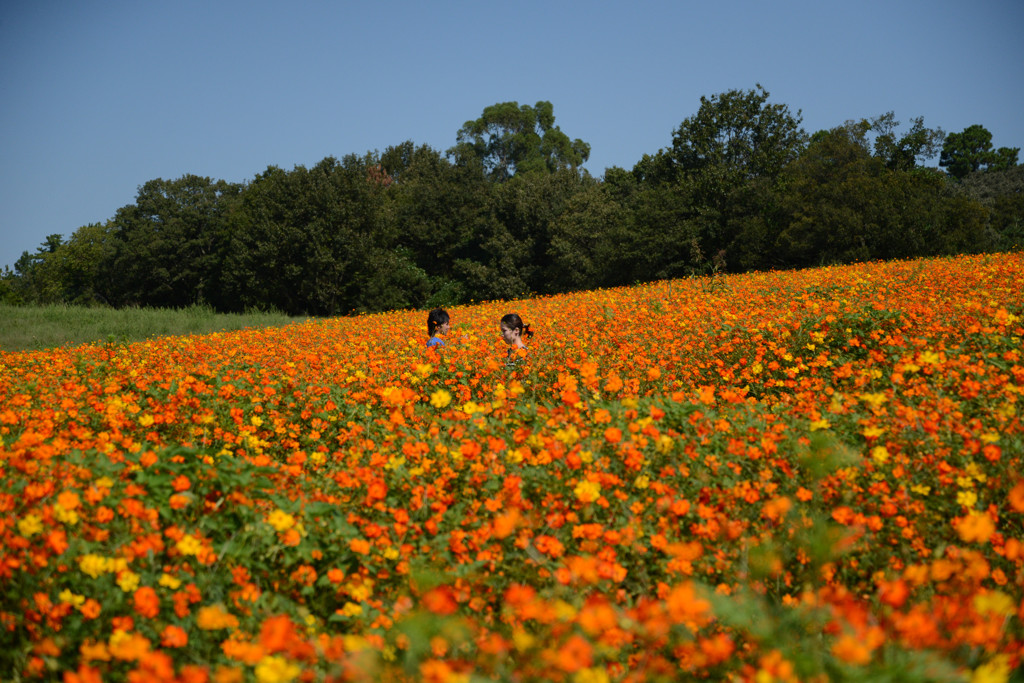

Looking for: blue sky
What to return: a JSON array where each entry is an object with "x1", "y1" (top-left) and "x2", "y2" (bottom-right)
[{"x1": 2, "y1": 0, "x2": 1022, "y2": 270}]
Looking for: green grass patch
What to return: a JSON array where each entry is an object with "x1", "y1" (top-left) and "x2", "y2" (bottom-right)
[{"x1": 0, "y1": 303, "x2": 308, "y2": 352}]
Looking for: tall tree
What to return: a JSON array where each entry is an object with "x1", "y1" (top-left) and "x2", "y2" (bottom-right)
[
  {"x1": 669, "y1": 84, "x2": 806, "y2": 182},
  {"x1": 940, "y1": 124, "x2": 1020, "y2": 180},
  {"x1": 867, "y1": 112, "x2": 945, "y2": 171},
  {"x1": 666, "y1": 84, "x2": 806, "y2": 267},
  {"x1": 449, "y1": 101, "x2": 590, "y2": 181},
  {"x1": 108, "y1": 175, "x2": 241, "y2": 308}
]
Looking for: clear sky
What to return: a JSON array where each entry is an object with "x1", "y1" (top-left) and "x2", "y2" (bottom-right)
[{"x1": 2, "y1": 0, "x2": 1022, "y2": 270}]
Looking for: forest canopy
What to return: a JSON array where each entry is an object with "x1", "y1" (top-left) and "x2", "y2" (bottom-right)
[{"x1": 3, "y1": 89, "x2": 1021, "y2": 315}]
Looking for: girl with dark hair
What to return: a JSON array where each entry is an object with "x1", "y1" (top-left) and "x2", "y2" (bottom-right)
[
  {"x1": 500, "y1": 312, "x2": 533, "y2": 365},
  {"x1": 426, "y1": 308, "x2": 450, "y2": 348}
]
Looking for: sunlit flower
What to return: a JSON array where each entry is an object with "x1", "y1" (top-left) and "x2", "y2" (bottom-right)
[
  {"x1": 255, "y1": 655, "x2": 300, "y2": 683},
  {"x1": 17, "y1": 514, "x2": 43, "y2": 537},
  {"x1": 266, "y1": 509, "x2": 296, "y2": 531}
]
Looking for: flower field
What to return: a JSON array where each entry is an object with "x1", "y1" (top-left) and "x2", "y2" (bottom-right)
[{"x1": 2, "y1": 253, "x2": 1023, "y2": 682}]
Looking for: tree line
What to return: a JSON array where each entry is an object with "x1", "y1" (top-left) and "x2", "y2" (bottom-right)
[{"x1": 3, "y1": 87, "x2": 1022, "y2": 315}]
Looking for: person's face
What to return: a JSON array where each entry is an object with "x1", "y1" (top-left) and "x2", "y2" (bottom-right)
[
  {"x1": 439, "y1": 321, "x2": 450, "y2": 335},
  {"x1": 500, "y1": 324, "x2": 519, "y2": 346}
]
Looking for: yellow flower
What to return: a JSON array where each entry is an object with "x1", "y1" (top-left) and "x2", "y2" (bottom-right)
[
  {"x1": 555, "y1": 426, "x2": 580, "y2": 445},
  {"x1": 859, "y1": 392, "x2": 888, "y2": 408},
  {"x1": 862, "y1": 426, "x2": 885, "y2": 438},
  {"x1": 911, "y1": 484, "x2": 931, "y2": 496},
  {"x1": 54, "y1": 504, "x2": 80, "y2": 526},
  {"x1": 117, "y1": 570, "x2": 141, "y2": 592},
  {"x1": 634, "y1": 475, "x2": 650, "y2": 490},
  {"x1": 919, "y1": 351, "x2": 941, "y2": 365},
  {"x1": 266, "y1": 509, "x2": 296, "y2": 532},
  {"x1": 159, "y1": 573, "x2": 182, "y2": 590},
  {"x1": 176, "y1": 534, "x2": 202, "y2": 556},
  {"x1": 139, "y1": 414, "x2": 155, "y2": 427},
  {"x1": 957, "y1": 490, "x2": 978, "y2": 508},
  {"x1": 971, "y1": 654, "x2": 1010, "y2": 683},
  {"x1": 340, "y1": 602, "x2": 363, "y2": 617},
  {"x1": 809, "y1": 419, "x2": 831, "y2": 431},
  {"x1": 430, "y1": 389, "x2": 452, "y2": 409},
  {"x1": 870, "y1": 446, "x2": 890, "y2": 465},
  {"x1": 17, "y1": 514, "x2": 43, "y2": 537},
  {"x1": 79, "y1": 554, "x2": 107, "y2": 578},
  {"x1": 512, "y1": 628, "x2": 535, "y2": 651},
  {"x1": 342, "y1": 635, "x2": 371, "y2": 652},
  {"x1": 255, "y1": 655, "x2": 300, "y2": 683},
  {"x1": 574, "y1": 480, "x2": 601, "y2": 504},
  {"x1": 974, "y1": 591, "x2": 1015, "y2": 618},
  {"x1": 575, "y1": 667, "x2": 611, "y2": 683},
  {"x1": 59, "y1": 589, "x2": 86, "y2": 607}
]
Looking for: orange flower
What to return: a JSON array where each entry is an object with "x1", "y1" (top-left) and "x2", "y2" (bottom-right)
[
  {"x1": 665, "y1": 582, "x2": 711, "y2": 626},
  {"x1": 63, "y1": 664, "x2": 103, "y2": 683},
  {"x1": 1009, "y1": 481, "x2": 1024, "y2": 513},
  {"x1": 196, "y1": 605, "x2": 239, "y2": 630},
  {"x1": 555, "y1": 634, "x2": 593, "y2": 672},
  {"x1": 259, "y1": 615, "x2": 297, "y2": 653},
  {"x1": 603, "y1": 427, "x2": 622, "y2": 444},
  {"x1": 160, "y1": 624, "x2": 188, "y2": 648},
  {"x1": 421, "y1": 586, "x2": 458, "y2": 616},
  {"x1": 80, "y1": 599, "x2": 101, "y2": 620},
  {"x1": 958, "y1": 512, "x2": 996, "y2": 544},
  {"x1": 108, "y1": 630, "x2": 151, "y2": 661},
  {"x1": 349, "y1": 538, "x2": 371, "y2": 555},
  {"x1": 57, "y1": 490, "x2": 81, "y2": 510},
  {"x1": 831, "y1": 634, "x2": 871, "y2": 665},
  {"x1": 133, "y1": 586, "x2": 160, "y2": 618}
]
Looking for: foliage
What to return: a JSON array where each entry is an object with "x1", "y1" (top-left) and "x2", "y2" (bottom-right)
[
  {"x1": 2, "y1": 253, "x2": 1023, "y2": 681},
  {"x1": 449, "y1": 101, "x2": 590, "y2": 182},
  {"x1": 940, "y1": 125, "x2": 1020, "y2": 180},
  {"x1": 866, "y1": 112, "x2": 945, "y2": 172},
  {"x1": 4, "y1": 92, "x2": 1022, "y2": 314}
]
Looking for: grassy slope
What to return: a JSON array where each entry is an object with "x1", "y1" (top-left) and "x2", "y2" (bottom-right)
[{"x1": 0, "y1": 303, "x2": 307, "y2": 352}]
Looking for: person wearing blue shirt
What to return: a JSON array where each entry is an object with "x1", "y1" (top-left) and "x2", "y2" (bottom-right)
[{"x1": 426, "y1": 308, "x2": 450, "y2": 348}]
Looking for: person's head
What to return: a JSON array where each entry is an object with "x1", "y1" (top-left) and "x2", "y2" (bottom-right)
[
  {"x1": 500, "y1": 313, "x2": 533, "y2": 346},
  {"x1": 427, "y1": 308, "x2": 450, "y2": 337}
]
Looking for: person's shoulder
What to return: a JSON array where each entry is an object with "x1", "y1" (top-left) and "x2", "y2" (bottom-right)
[{"x1": 427, "y1": 336, "x2": 445, "y2": 347}]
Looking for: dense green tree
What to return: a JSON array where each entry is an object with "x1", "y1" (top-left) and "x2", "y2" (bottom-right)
[
  {"x1": 940, "y1": 125, "x2": 1020, "y2": 179},
  {"x1": 380, "y1": 141, "x2": 491, "y2": 306},
  {"x1": 449, "y1": 101, "x2": 590, "y2": 181},
  {"x1": 867, "y1": 112, "x2": 945, "y2": 171},
  {"x1": 664, "y1": 85, "x2": 807, "y2": 266},
  {"x1": 775, "y1": 125, "x2": 987, "y2": 266},
  {"x1": 670, "y1": 84, "x2": 806, "y2": 182},
  {"x1": 9, "y1": 234, "x2": 65, "y2": 304},
  {"x1": 481, "y1": 169, "x2": 593, "y2": 297},
  {"x1": 957, "y1": 164, "x2": 1024, "y2": 250},
  {"x1": 49, "y1": 222, "x2": 118, "y2": 305},
  {"x1": 224, "y1": 154, "x2": 430, "y2": 316},
  {"x1": 107, "y1": 175, "x2": 241, "y2": 308}
]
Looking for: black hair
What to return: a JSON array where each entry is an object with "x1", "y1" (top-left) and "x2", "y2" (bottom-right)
[
  {"x1": 500, "y1": 313, "x2": 534, "y2": 339},
  {"x1": 427, "y1": 308, "x2": 450, "y2": 337}
]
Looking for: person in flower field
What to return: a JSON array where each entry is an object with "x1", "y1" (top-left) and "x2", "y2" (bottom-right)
[
  {"x1": 426, "y1": 308, "x2": 450, "y2": 348},
  {"x1": 500, "y1": 312, "x2": 533, "y2": 366}
]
